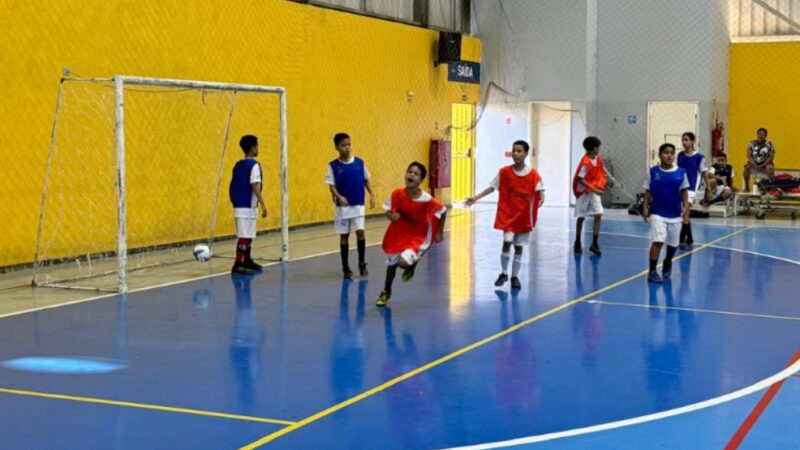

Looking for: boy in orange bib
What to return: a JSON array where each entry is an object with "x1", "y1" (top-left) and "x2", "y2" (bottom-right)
[
  {"x1": 572, "y1": 136, "x2": 606, "y2": 255},
  {"x1": 376, "y1": 162, "x2": 448, "y2": 307},
  {"x1": 466, "y1": 140, "x2": 545, "y2": 290}
]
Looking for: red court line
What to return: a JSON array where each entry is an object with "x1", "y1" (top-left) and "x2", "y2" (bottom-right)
[{"x1": 725, "y1": 348, "x2": 800, "y2": 450}]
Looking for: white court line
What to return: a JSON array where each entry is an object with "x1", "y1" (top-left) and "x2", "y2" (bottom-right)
[
  {"x1": 0, "y1": 243, "x2": 384, "y2": 320},
  {"x1": 442, "y1": 359, "x2": 800, "y2": 449},
  {"x1": 586, "y1": 299, "x2": 800, "y2": 322},
  {"x1": 708, "y1": 245, "x2": 800, "y2": 267}
]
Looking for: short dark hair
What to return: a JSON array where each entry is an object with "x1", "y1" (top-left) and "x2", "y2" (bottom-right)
[
  {"x1": 512, "y1": 140, "x2": 530, "y2": 153},
  {"x1": 583, "y1": 136, "x2": 601, "y2": 151},
  {"x1": 717, "y1": 153, "x2": 728, "y2": 159},
  {"x1": 757, "y1": 127, "x2": 768, "y2": 135},
  {"x1": 407, "y1": 161, "x2": 427, "y2": 180},
  {"x1": 659, "y1": 143, "x2": 676, "y2": 154},
  {"x1": 239, "y1": 135, "x2": 258, "y2": 153},
  {"x1": 333, "y1": 133, "x2": 350, "y2": 146},
  {"x1": 682, "y1": 131, "x2": 696, "y2": 142}
]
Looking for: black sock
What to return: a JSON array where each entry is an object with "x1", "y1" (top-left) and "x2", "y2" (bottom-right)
[
  {"x1": 686, "y1": 224, "x2": 694, "y2": 242},
  {"x1": 680, "y1": 224, "x2": 687, "y2": 243},
  {"x1": 663, "y1": 246, "x2": 677, "y2": 272},
  {"x1": 592, "y1": 234, "x2": 599, "y2": 247},
  {"x1": 340, "y1": 244, "x2": 349, "y2": 270},
  {"x1": 357, "y1": 239, "x2": 366, "y2": 265},
  {"x1": 649, "y1": 259, "x2": 658, "y2": 273},
  {"x1": 384, "y1": 265, "x2": 397, "y2": 293}
]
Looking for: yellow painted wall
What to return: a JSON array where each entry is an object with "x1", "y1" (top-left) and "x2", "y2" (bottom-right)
[
  {"x1": 729, "y1": 41, "x2": 800, "y2": 178},
  {"x1": 0, "y1": 0, "x2": 480, "y2": 266}
]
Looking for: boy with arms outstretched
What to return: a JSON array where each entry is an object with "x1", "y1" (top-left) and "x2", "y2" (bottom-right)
[
  {"x1": 377, "y1": 162, "x2": 447, "y2": 307},
  {"x1": 465, "y1": 140, "x2": 545, "y2": 290}
]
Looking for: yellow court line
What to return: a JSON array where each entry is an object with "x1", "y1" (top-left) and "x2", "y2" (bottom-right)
[
  {"x1": 0, "y1": 387, "x2": 296, "y2": 426},
  {"x1": 240, "y1": 226, "x2": 755, "y2": 449}
]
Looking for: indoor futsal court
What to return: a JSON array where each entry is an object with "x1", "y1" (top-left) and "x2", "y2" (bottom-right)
[{"x1": 3, "y1": 0, "x2": 800, "y2": 449}]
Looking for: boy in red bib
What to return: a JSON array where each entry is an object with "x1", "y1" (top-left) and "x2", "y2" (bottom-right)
[
  {"x1": 466, "y1": 140, "x2": 545, "y2": 290},
  {"x1": 376, "y1": 162, "x2": 448, "y2": 307},
  {"x1": 572, "y1": 136, "x2": 606, "y2": 255}
]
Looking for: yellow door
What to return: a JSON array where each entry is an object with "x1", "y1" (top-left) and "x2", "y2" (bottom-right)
[{"x1": 451, "y1": 104, "x2": 476, "y2": 201}]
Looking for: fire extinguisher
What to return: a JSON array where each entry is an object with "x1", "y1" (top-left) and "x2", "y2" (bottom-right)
[{"x1": 711, "y1": 121, "x2": 725, "y2": 157}]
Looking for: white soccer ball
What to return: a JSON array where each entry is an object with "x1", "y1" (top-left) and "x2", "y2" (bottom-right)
[{"x1": 193, "y1": 244, "x2": 212, "y2": 262}]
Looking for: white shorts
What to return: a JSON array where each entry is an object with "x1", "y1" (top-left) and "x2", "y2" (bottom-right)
[
  {"x1": 386, "y1": 249, "x2": 419, "y2": 266},
  {"x1": 503, "y1": 231, "x2": 531, "y2": 245},
  {"x1": 649, "y1": 215, "x2": 681, "y2": 247},
  {"x1": 334, "y1": 216, "x2": 365, "y2": 235},
  {"x1": 574, "y1": 193, "x2": 604, "y2": 218},
  {"x1": 235, "y1": 217, "x2": 257, "y2": 239}
]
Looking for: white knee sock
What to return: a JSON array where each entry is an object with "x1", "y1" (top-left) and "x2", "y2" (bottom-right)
[
  {"x1": 500, "y1": 251, "x2": 510, "y2": 274},
  {"x1": 512, "y1": 253, "x2": 522, "y2": 277}
]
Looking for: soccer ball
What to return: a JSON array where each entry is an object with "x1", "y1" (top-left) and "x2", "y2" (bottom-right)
[{"x1": 193, "y1": 244, "x2": 212, "y2": 262}]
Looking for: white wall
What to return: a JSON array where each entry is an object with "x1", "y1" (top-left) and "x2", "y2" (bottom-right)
[{"x1": 472, "y1": 0, "x2": 731, "y2": 204}]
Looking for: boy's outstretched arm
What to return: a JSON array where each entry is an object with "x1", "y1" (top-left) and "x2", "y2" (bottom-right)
[
  {"x1": 465, "y1": 186, "x2": 495, "y2": 207},
  {"x1": 435, "y1": 211, "x2": 447, "y2": 242}
]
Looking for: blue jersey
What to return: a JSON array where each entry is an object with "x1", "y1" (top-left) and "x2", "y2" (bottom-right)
[
  {"x1": 646, "y1": 165, "x2": 689, "y2": 219},
  {"x1": 713, "y1": 163, "x2": 733, "y2": 187},
  {"x1": 677, "y1": 151, "x2": 706, "y2": 192},
  {"x1": 229, "y1": 158, "x2": 261, "y2": 208},
  {"x1": 329, "y1": 157, "x2": 366, "y2": 207}
]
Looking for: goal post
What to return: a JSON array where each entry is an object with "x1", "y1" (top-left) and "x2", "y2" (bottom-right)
[{"x1": 33, "y1": 75, "x2": 289, "y2": 292}]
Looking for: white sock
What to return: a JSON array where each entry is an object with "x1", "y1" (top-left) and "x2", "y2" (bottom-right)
[
  {"x1": 500, "y1": 251, "x2": 510, "y2": 274},
  {"x1": 512, "y1": 253, "x2": 522, "y2": 277}
]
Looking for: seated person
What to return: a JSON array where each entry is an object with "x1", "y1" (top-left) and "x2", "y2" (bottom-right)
[
  {"x1": 711, "y1": 153, "x2": 735, "y2": 189},
  {"x1": 702, "y1": 154, "x2": 734, "y2": 206},
  {"x1": 743, "y1": 127, "x2": 776, "y2": 192}
]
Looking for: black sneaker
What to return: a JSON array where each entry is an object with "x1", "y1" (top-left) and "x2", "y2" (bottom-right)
[
  {"x1": 343, "y1": 267, "x2": 353, "y2": 279},
  {"x1": 510, "y1": 276, "x2": 522, "y2": 290},
  {"x1": 574, "y1": 242, "x2": 583, "y2": 254},
  {"x1": 685, "y1": 238, "x2": 694, "y2": 247},
  {"x1": 589, "y1": 244, "x2": 602, "y2": 256},
  {"x1": 401, "y1": 263, "x2": 417, "y2": 282},
  {"x1": 231, "y1": 263, "x2": 254, "y2": 275},
  {"x1": 494, "y1": 273, "x2": 509, "y2": 287},
  {"x1": 376, "y1": 290, "x2": 391, "y2": 307},
  {"x1": 358, "y1": 262, "x2": 368, "y2": 277},
  {"x1": 243, "y1": 259, "x2": 263, "y2": 271}
]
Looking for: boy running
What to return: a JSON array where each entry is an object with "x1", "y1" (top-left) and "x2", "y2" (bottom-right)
[{"x1": 376, "y1": 162, "x2": 447, "y2": 307}]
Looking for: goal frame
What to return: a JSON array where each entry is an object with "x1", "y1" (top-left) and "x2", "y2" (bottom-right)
[{"x1": 33, "y1": 75, "x2": 289, "y2": 292}]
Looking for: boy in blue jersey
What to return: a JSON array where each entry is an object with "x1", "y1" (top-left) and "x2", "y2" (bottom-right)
[
  {"x1": 325, "y1": 133, "x2": 376, "y2": 279},
  {"x1": 643, "y1": 143, "x2": 690, "y2": 284},
  {"x1": 677, "y1": 132, "x2": 707, "y2": 248},
  {"x1": 229, "y1": 135, "x2": 268, "y2": 274}
]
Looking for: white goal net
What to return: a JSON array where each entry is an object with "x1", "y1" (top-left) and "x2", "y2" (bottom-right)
[{"x1": 33, "y1": 75, "x2": 288, "y2": 292}]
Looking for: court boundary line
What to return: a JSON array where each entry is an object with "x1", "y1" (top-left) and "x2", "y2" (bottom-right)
[
  {"x1": 586, "y1": 299, "x2": 800, "y2": 321},
  {"x1": 0, "y1": 387, "x2": 296, "y2": 426},
  {"x1": 237, "y1": 226, "x2": 754, "y2": 449},
  {"x1": 442, "y1": 358, "x2": 800, "y2": 449},
  {"x1": 725, "y1": 349, "x2": 800, "y2": 449}
]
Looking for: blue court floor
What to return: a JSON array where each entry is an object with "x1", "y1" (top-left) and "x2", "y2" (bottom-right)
[{"x1": 0, "y1": 208, "x2": 798, "y2": 449}]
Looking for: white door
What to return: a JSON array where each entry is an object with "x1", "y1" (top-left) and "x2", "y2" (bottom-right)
[
  {"x1": 530, "y1": 101, "x2": 572, "y2": 207},
  {"x1": 647, "y1": 101, "x2": 699, "y2": 168}
]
